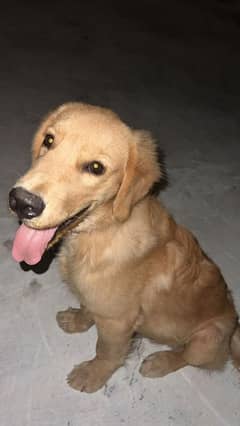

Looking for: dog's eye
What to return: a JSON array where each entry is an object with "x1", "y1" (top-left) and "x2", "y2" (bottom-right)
[
  {"x1": 84, "y1": 161, "x2": 105, "y2": 175},
  {"x1": 43, "y1": 134, "x2": 54, "y2": 149}
]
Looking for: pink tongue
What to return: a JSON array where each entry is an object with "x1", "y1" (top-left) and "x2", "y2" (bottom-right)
[{"x1": 12, "y1": 224, "x2": 57, "y2": 265}]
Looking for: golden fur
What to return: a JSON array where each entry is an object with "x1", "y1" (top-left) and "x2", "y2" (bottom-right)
[{"x1": 13, "y1": 102, "x2": 240, "y2": 392}]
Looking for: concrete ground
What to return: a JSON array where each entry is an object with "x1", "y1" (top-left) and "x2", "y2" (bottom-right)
[{"x1": 1, "y1": 1, "x2": 240, "y2": 425}]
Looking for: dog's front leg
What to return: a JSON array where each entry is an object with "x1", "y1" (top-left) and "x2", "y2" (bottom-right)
[{"x1": 67, "y1": 316, "x2": 134, "y2": 393}]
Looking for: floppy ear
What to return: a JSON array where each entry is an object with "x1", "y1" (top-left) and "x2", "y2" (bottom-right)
[{"x1": 113, "y1": 130, "x2": 161, "y2": 222}]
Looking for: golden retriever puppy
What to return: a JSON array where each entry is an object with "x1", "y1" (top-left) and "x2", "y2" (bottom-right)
[{"x1": 9, "y1": 102, "x2": 240, "y2": 393}]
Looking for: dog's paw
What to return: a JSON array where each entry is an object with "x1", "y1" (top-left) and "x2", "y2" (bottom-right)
[
  {"x1": 140, "y1": 351, "x2": 174, "y2": 378},
  {"x1": 56, "y1": 307, "x2": 93, "y2": 333},
  {"x1": 67, "y1": 360, "x2": 111, "y2": 393}
]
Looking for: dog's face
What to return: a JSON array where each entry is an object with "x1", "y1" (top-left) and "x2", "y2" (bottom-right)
[
  {"x1": 9, "y1": 103, "x2": 161, "y2": 264},
  {"x1": 12, "y1": 103, "x2": 132, "y2": 229}
]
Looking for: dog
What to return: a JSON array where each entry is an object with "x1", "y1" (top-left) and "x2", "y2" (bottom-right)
[{"x1": 9, "y1": 102, "x2": 240, "y2": 393}]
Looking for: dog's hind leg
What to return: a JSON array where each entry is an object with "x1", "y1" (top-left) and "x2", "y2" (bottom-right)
[
  {"x1": 56, "y1": 306, "x2": 94, "y2": 333},
  {"x1": 140, "y1": 323, "x2": 231, "y2": 378},
  {"x1": 140, "y1": 349, "x2": 187, "y2": 377}
]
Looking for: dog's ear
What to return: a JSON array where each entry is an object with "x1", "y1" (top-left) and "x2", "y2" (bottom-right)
[{"x1": 113, "y1": 130, "x2": 161, "y2": 222}]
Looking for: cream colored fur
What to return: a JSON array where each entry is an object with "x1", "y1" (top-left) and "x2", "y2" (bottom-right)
[{"x1": 13, "y1": 103, "x2": 240, "y2": 392}]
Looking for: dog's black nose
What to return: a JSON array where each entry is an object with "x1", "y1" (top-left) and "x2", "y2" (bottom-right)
[{"x1": 9, "y1": 187, "x2": 45, "y2": 220}]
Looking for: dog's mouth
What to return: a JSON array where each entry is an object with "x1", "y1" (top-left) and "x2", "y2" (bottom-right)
[
  {"x1": 12, "y1": 205, "x2": 91, "y2": 265},
  {"x1": 47, "y1": 205, "x2": 90, "y2": 248}
]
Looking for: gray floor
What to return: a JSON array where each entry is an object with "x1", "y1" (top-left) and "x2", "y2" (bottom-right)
[{"x1": 1, "y1": 1, "x2": 240, "y2": 425}]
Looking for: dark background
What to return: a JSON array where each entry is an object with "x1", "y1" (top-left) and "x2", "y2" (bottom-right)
[{"x1": 2, "y1": 0, "x2": 240, "y2": 256}]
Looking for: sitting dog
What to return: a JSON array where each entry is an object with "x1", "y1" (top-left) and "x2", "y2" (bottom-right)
[{"x1": 9, "y1": 102, "x2": 240, "y2": 392}]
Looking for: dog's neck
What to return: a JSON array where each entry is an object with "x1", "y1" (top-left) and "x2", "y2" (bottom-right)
[
  {"x1": 70, "y1": 196, "x2": 172, "y2": 236},
  {"x1": 62, "y1": 197, "x2": 155, "y2": 267}
]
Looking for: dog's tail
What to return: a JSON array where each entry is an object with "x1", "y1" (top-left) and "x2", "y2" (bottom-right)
[{"x1": 230, "y1": 324, "x2": 240, "y2": 370}]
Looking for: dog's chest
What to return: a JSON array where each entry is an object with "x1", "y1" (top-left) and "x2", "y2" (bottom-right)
[{"x1": 59, "y1": 234, "x2": 132, "y2": 316}]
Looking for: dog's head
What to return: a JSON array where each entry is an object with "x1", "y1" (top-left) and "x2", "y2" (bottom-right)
[{"x1": 9, "y1": 102, "x2": 161, "y2": 264}]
